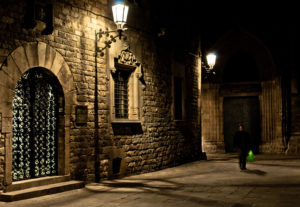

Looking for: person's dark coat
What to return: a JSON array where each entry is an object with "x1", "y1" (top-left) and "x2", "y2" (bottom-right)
[{"x1": 233, "y1": 131, "x2": 250, "y2": 151}]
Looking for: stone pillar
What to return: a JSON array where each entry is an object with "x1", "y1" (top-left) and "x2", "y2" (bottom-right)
[
  {"x1": 260, "y1": 77, "x2": 284, "y2": 153},
  {"x1": 201, "y1": 83, "x2": 224, "y2": 153}
]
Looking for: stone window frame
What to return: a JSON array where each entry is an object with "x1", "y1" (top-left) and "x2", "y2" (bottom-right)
[{"x1": 109, "y1": 50, "x2": 142, "y2": 123}]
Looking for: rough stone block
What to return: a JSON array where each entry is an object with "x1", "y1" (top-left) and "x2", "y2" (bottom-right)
[
  {"x1": 10, "y1": 46, "x2": 29, "y2": 74},
  {"x1": 24, "y1": 42, "x2": 38, "y2": 68}
]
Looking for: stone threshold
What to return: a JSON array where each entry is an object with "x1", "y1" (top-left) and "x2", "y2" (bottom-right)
[
  {"x1": 0, "y1": 180, "x2": 84, "y2": 202},
  {"x1": 4, "y1": 175, "x2": 71, "y2": 192}
]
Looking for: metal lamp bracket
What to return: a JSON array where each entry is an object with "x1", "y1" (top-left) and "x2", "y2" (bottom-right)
[{"x1": 96, "y1": 28, "x2": 128, "y2": 57}]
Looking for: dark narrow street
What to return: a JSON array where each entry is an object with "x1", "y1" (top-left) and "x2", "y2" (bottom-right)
[
  {"x1": 0, "y1": 0, "x2": 299, "y2": 205},
  {"x1": 2, "y1": 154, "x2": 300, "y2": 207}
]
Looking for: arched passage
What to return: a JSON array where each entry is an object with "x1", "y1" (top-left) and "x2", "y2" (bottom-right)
[
  {"x1": 201, "y1": 30, "x2": 281, "y2": 154},
  {"x1": 222, "y1": 51, "x2": 261, "y2": 153},
  {"x1": 0, "y1": 42, "x2": 76, "y2": 185}
]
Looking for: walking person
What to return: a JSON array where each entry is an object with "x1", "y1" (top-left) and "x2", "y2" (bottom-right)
[{"x1": 233, "y1": 124, "x2": 250, "y2": 170}]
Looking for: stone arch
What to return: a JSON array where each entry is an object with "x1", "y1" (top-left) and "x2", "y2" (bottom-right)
[
  {"x1": 0, "y1": 41, "x2": 76, "y2": 186},
  {"x1": 211, "y1": 29, "x2": 276, "y2": 82},
  {"x1": 222, "y1": 51, "x2": 259, "y2": 83},
  {"x1": 201, "y1": 30, "x2": 282, "y2": 154}
]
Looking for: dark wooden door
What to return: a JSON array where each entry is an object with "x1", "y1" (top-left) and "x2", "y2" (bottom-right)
[{"x1": 223, "y1": 97, "x2": 261, "y2": 153}]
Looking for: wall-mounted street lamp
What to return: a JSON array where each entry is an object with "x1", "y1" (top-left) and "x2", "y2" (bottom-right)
[
  {"x1": 94, "y1": 0, "x2": 129, "y2": 182},
  {"x1": 188, "y1": 51, "x2": 217, "y2": 76},
  {"x1": 202, "y1": 52, "x2": 217, "y2": 74},
  {"x1": 96, "y1": 0, "x2": 129, "y2": 57},
  {"x1": 112, "y1": 1, "x2": 129, "y2": 30}
]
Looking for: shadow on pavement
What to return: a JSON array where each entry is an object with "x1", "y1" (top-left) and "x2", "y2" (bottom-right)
[
  {"x1": 232, "y1": 203, "x2": 252, "y2": 207},
  {"x1": 243, "y1": 169, "x2": 267, "y2": 176},
  {"x1": 207, "y1": 158, "x2": 235, "y2": 162},
  {"x1": 85, "y1": 179, "x2": 249, "y2": 207},
  {"x1": 85, "y1": 178, "x2": 181, "y2": 193}
]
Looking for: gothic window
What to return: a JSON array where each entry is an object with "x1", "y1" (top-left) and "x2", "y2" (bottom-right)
[
  {"x1": 110, "y1": 48, "x2": 142, "y2": 122},
  {"x1": 23, "y1": 1, "x2": 53, "y2": 35},
  {"x1": 113, "y1": 70, "x2": 130, "y2": 119}
]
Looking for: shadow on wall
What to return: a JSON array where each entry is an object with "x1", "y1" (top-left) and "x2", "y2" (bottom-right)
[
  {"x1": 112, "y1": 123, "x2": 143, "y2": 135},
  {"x1": 73, "y1": 162, "x2": 88, "y2": 180}
]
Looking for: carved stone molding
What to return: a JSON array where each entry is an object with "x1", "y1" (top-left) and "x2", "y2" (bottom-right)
[
  {"x1": 115, "y1": 48, "x2": 140, "y2": 68},
  {"x1": 110, "y1": 48, "x2": 142, "y2": 122}
]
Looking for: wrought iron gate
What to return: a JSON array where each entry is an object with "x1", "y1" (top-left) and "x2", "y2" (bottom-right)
[{"x1": 12, "y1": 69, "x2": 58, "y2": 181}]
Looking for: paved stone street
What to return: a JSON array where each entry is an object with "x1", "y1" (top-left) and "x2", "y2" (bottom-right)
[{"x1": 1, "y1": 154, "x2": 300, "y2": 207}]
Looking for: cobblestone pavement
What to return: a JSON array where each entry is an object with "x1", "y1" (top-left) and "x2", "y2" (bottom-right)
[{"x1": 1, "y1": 154, "x2": 300, "y2": 207}]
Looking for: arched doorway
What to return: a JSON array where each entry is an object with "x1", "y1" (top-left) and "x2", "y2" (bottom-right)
[
  {"x1": 222, "y1": 51, "x2": 261, "y2": 153},
  {"x1": 12, "y1": 68, "x2": 64, "y2": 181},
  {"x1": 0, "y1": 42, "x2": 76, "y2": 188},
  {"x1": 201, "y1": 30, "x2": 280, "y2": 154}
]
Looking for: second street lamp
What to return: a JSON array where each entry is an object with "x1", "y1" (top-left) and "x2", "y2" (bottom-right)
[
  {"x1": 206, "y1": 53, "x2": 216, "y2": 70},
  {"x1": 202, "y1": 52, "x2": 217, "y2": 75}
]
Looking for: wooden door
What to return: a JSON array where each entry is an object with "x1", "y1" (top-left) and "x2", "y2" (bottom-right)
[{"x1": 223, "y1": 97, "x2": 260, "y2": 153}]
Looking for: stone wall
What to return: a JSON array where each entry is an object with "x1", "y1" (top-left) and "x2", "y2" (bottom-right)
[{"x1": 0, "y1": 0, "x2": 202, "y2": 186}]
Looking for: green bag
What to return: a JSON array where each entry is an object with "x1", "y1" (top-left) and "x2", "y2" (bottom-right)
[{"x1": 248, "y1": 150, "x2": 255, "y2": 162}]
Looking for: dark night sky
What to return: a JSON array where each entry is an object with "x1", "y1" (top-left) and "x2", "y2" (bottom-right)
[{"x1": 148, "y1": 0, "x2": 298, "y2": 51}]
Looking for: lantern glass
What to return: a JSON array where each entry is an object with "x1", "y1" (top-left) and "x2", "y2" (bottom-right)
[
  {"x1": 112, "y1": 2, "x2": 129, "y2": 30},
  {"x1": 206, "y1": 53, "x2": 216, "y2": 69}
]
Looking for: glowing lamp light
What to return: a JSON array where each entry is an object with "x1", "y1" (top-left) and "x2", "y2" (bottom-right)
[
  {"x1": 206, "y1": 53, "x2": 216, "y2": 69},
  {"x1": 112, "y1": 0, "x2": 129, "y2": 30},
  {"x1": 96, "y1": 0, "x2": 130, "y2": 56}
]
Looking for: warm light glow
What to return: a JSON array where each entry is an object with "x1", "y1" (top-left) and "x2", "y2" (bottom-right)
[
  {"x1": 206, "y1": 53, "x2": 216, "y2": 69},
  {"x1": 112, "y1": 2, "x2": 129, "y2": 30}
]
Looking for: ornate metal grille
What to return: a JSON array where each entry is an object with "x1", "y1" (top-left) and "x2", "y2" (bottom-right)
[
  {"x1": 114, "y1": 71, "x2": 129, "y2": 118},
  {"x1": 12, "y1": 69, "x2": 57, "y2": 181}
]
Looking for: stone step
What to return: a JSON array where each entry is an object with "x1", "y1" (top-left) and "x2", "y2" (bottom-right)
[
  {"x1": 0, "y1": 180, "x2": 84, "y2": 202},
  {"x1": 4, "y1": 175, "x2": 71, "y2": 192}
]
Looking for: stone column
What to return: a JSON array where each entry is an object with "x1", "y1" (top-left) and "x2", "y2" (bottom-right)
[
  {"x1": 201, "y1": 83, "x2": 223, "y2": 153},
  {"x1": 260, "y1": 77, "x2": 283, "y2": 153}
]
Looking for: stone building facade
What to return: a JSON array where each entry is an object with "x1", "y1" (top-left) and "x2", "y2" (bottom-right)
[
  {"x1": 200, "y1": 27, "x2": 298, "y2": 155},
  {"x1": 0, "y1": 0, "x2": 202, "y2": 191}
]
